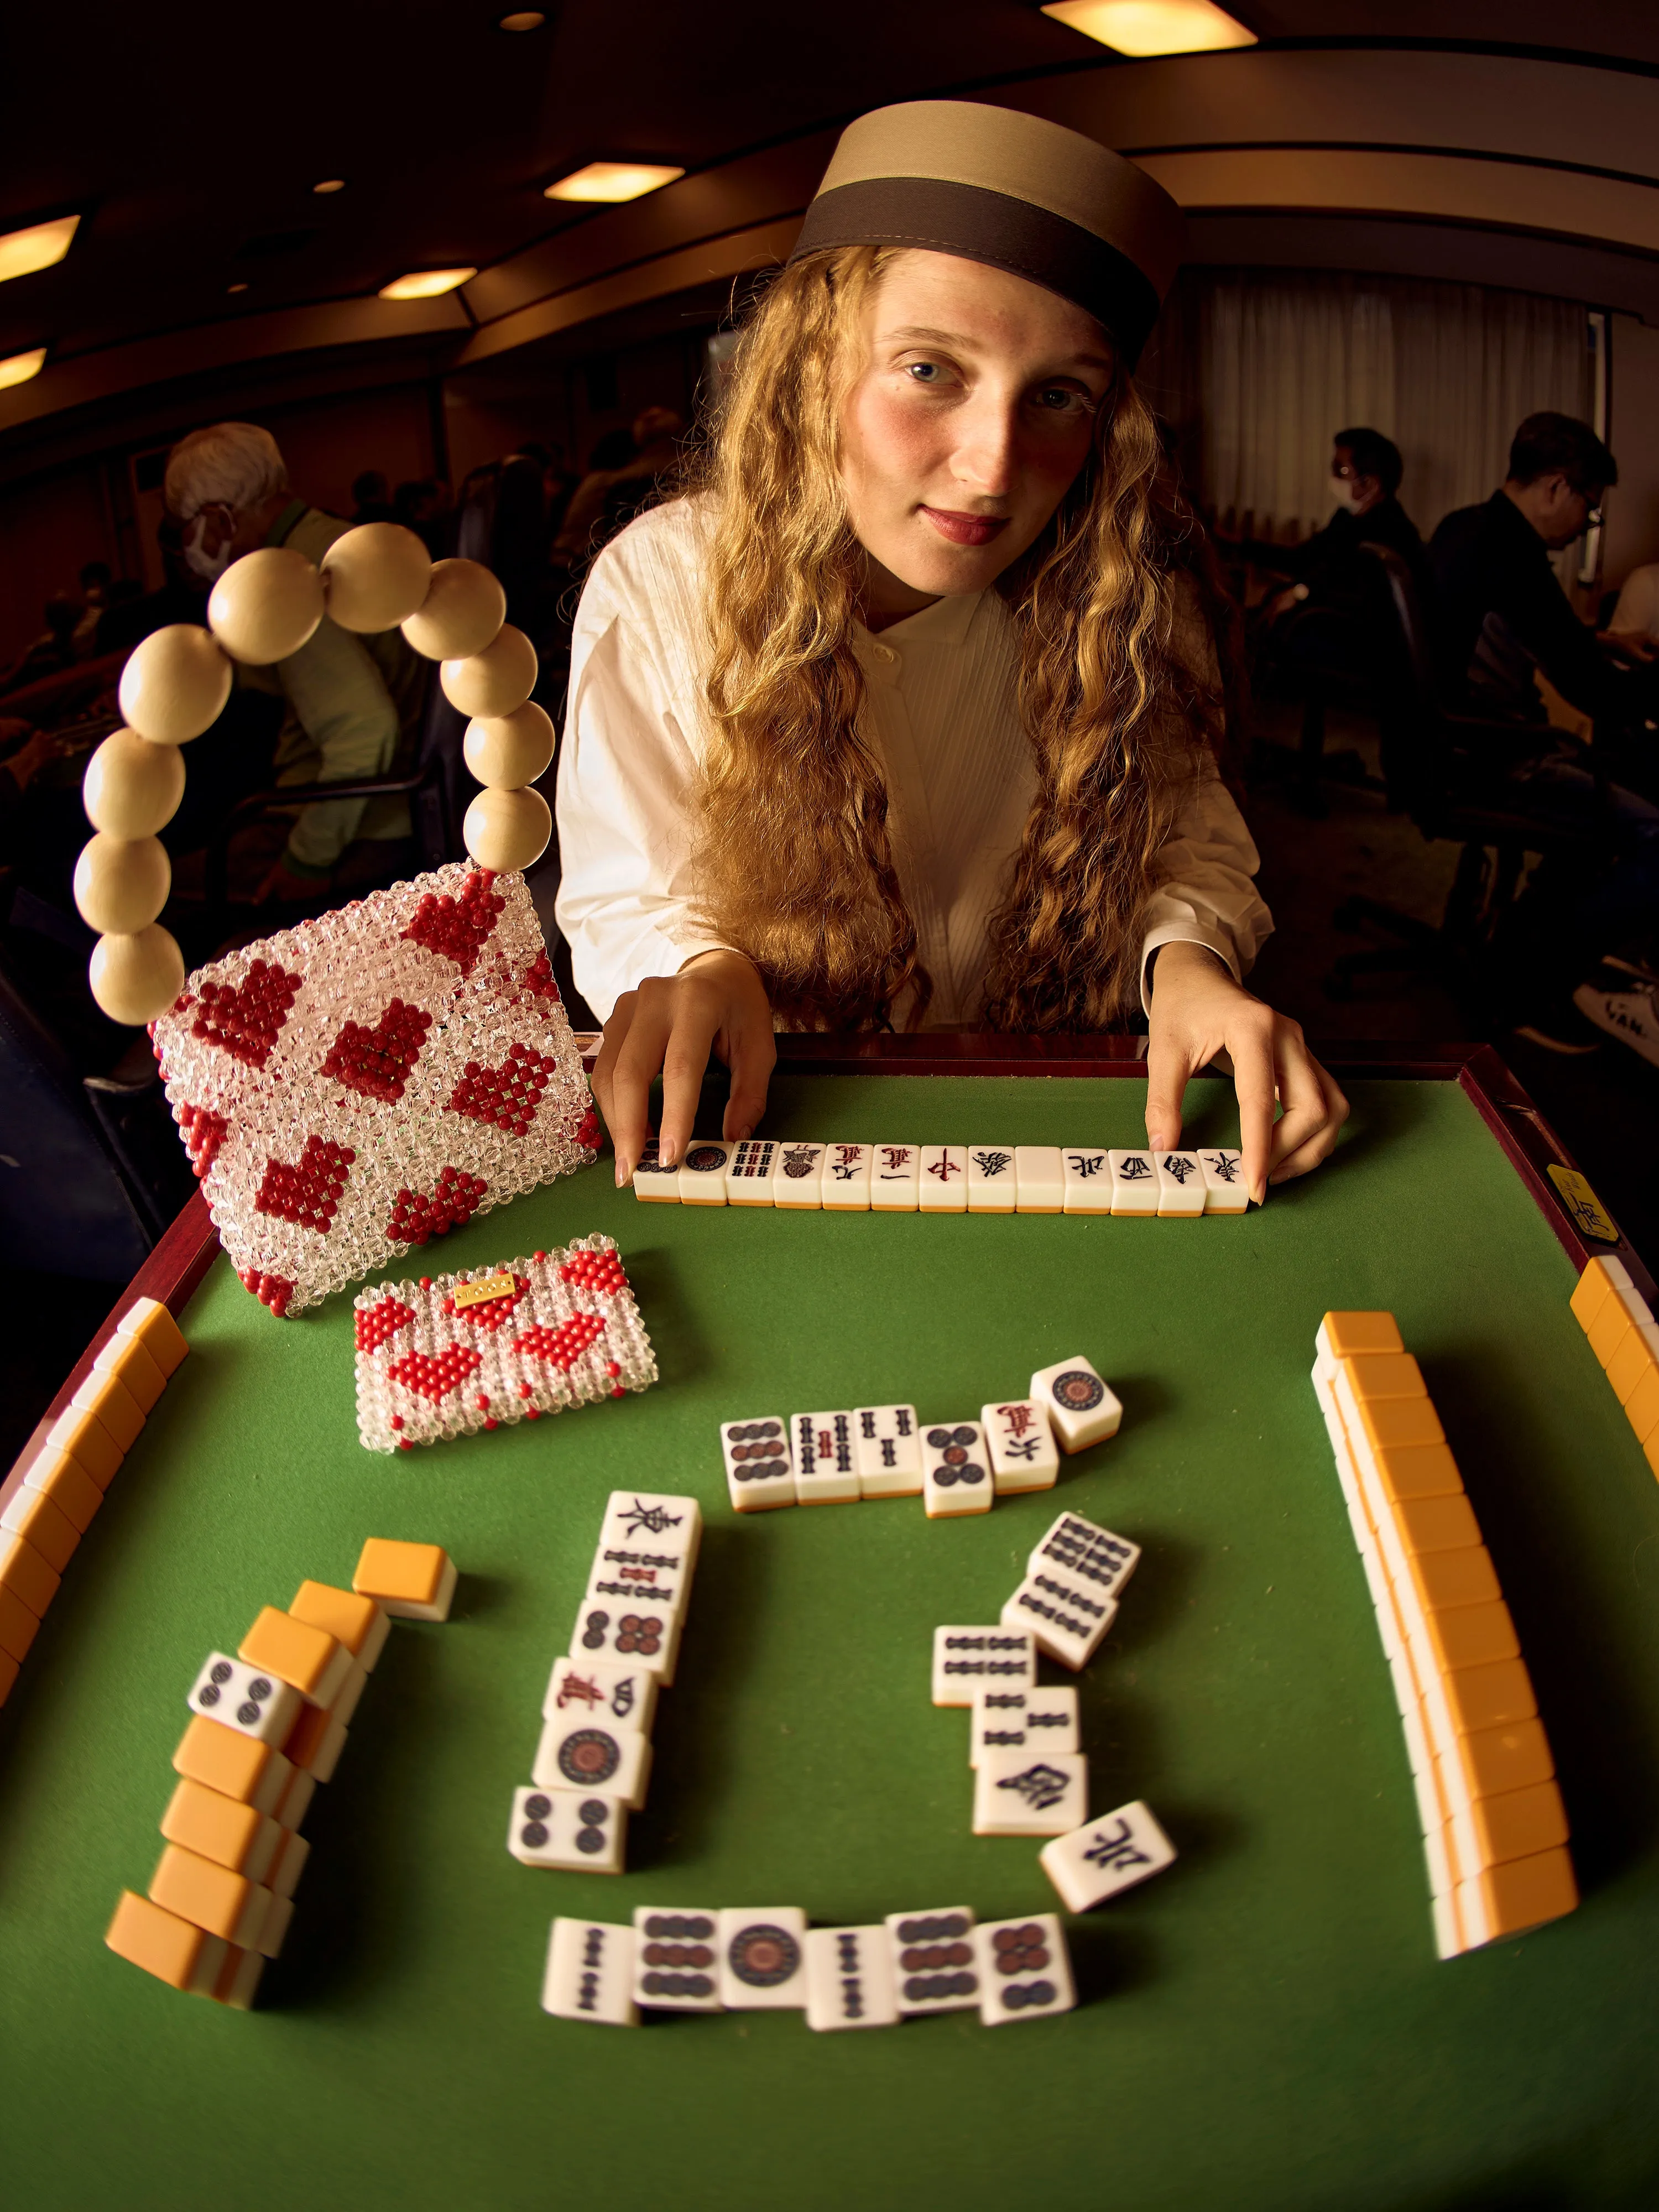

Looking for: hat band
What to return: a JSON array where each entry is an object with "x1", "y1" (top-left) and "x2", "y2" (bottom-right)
[{"x1": 790, "y1": 176, "x2": 1162, "y2": 366}]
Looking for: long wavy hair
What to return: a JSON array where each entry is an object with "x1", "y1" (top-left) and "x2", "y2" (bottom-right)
[{"x1": 687, "y1": 244, "x2": 1233, "y2": 1031}]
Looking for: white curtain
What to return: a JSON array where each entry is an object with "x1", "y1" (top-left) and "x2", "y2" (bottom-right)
[{"x1": 1141, "y1": 269, "x2": 1594, "y2": 550}]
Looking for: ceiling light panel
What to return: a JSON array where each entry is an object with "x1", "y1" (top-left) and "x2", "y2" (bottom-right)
[
  {"x1": 0, "y1": 215, "x2": 80, "y2": 286},
  {"x1": 1040, "y1": 1, "x2": 1256, "y2": 55},
  {"x1": 377, "y1": 268, "x2": 477, "y2": 300},
  {"x1": 544, "y1": 161, "x2": 685, "y2": 204},
  {"x1": 0, "y1": 347, "x2": 48, "y2": 390}
]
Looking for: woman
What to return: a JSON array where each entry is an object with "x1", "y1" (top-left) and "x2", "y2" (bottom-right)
[{"x1": 556, "y1": 100, "x2": 1348, "y2": 1199}]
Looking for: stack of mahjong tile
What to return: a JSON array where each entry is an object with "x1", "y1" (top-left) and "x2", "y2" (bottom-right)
[
  {"x1": 931, "y1": 1516, "x2": 1179, "y2": 1916},
  {"x1": 508, "y1": 1493, "x2": 699, "y2": 1874},
  {"x1": 1569, "y1": 1254, "x2": 1659, "y2": 1479},
  {"x1": 105, "y1": 1538, "x2": 455, "y2": 2006},
  {"x1": 1312, "y1": 1312, "x2": 1575, "y2": 1959},
  {"x1": 352, "y1": 1235, "x2": 656, "y2": 1453},
  {"x1": 541, "y1": 1902, "x2": 1079, "y2": 2030},
  {"x1": 721, "y1": 1353, "x2": 1122, "y2": 1520},
  {"x1": 1, "y1": 1298, "x2": 187, "y2": 1712},
  {"x1": 635, "y1": 1139, "x2": 1248, "y2": 1215}
]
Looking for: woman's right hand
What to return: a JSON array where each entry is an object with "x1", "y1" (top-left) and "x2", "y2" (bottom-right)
[{"x1": 590, "y1": 949, "x2": 777, "y2": 1186}]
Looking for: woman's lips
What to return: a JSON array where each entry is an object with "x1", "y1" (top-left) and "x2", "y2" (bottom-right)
[{"x1": 919, "y1": 506, "x2": 1008, "y2": 547}]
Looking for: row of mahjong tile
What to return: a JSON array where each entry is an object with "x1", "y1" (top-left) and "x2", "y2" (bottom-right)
[
  {"x1": 1570, "y1": 1254, "x2": 1659, "y2": 1480},
  {"x1": 1311, "y1": 1315, "x2": 1576, "y2": 1960},
  {"x1": 544, "y1": 1904, "x2": 1080, "y2": 2030},
  {"x1": 1, "y1": 1297, "x2": 189, "y2": 1710},
  {"x1": 104, "y1": 1540, "x2": 457, "y2": 2007},
  {"x1": 636, "y1": 1140, "x2": 1250, "y2": 1214},
  {"x1": 508, "y1": 1493, "x2": 701, "y2": 1874},
  {"x1": 722, "y1": 1355, "x2": 1123, "y2": 1518}
]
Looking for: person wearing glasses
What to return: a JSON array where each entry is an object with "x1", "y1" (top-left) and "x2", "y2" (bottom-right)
[{"x1": 1430, "y1": 412, "x2": 1659, "y2": 1063}]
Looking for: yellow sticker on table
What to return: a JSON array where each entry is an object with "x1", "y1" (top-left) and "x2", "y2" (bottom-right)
[
  {"x1": 452, "y1": 1272, "x2": 517, "y2": 1311},
  {"x1": 1547, "y1": 1165, "x2": 1618, "y2": 1244}
]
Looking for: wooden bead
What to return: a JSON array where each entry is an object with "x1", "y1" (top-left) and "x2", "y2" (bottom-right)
[
  {"x1": 441, "y1": 624, "x2": 537, "y2": 719},
  {"x1": 208, "y1": 547, "x2": 325, "y2": 664},
  {"x1": 401, "y1": 558, "x2": 505, "y2": 661},
  {"x1": 463, "y1": 783, "x2": 551, "y2": 874},
  {"x1": 463, "y1": 701, "x2": 554, "y2": 790},
  {"x1": 321, "y1": 522, "x2": 433, "y2": 633},
  {"x1": 117, "y1": 625, "x2": 233, "y2": 744},
  {"x1": 82, "y1": 729, "x2": 186, "y2": 837},
  {"x1": 88, "y1": 924, "x2": 186, "y2": 1026},
  {"x1": 74, "y1": 833, "x2": 171, "y2": 935}
]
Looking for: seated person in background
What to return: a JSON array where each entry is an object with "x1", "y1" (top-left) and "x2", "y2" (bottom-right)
[
  {"x1": 553, "y1": 407, "x2": 687, "y2": 566},
  {"x1": 0, "y1": 593, "x2": 82, "y2": 695},
  {"x1": 71, "y1": 561, "x2": 113, "y2": 658},
  {"x1": 1605, "y1": 559, "x2": 1659, "y2": 657},
  {"x1": 165, "y1": 421, "x2": 424, "y2": 900},
  {"x1": 394, "y1": 477, "x2": 451, "y2": 557},
  {"x1": 350, "y1": 469, "x2": 395, "y2": 525},
  {"x1": 1431, "y1": 412, "x2": 1659, "y2": 1062},
  {"x1": 556, "y1": 101, "x2": 1349, "y2": 1202}
]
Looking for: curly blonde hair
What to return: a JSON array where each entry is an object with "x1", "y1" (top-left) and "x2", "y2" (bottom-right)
[{"x1": 689, "y1": 245, "x2": 1226, "y2": 1032}]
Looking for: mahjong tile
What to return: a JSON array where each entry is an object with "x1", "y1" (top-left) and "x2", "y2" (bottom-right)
[
  {"x1": 1003, "y1": 1568, "x2": 1117, "y2": 1671},
  {"x1": 970, "y1": 1684, "x2": 1080, "y2": 1766},
  {"x1": 1027, "y1": 1510, "x2": 1140, "y2": 1606},
  {"x1": 973, "y1": 1746, "x2": 1089, "y2": 1835},
  {"x1": 570, "y1": 1598, "x2": 680, "y2": 1683},
  {"x1": 966, "y1": 1146, "x2": 1017, "y2": 1213},
  {"x1": 1014, "y1": 1145, "x2": 1064, "y2": 1213},
  {"x1": 677, "y1": 1139, "x2": 734, "y2": 1206},
  {"x1": 931, "y1": 1624, "x2": 1036, "y2": 1707},
  {"x1": 533, "y1": 1714, "x2": 652, "y2": 1808},
  {"x1": 726, "y1": 1138, "x2": 778, "y2": 1206},
  {"x1": 885, "y1": 1906, "x2": 980, "y2": 2015},
  {"x1": 921, "y1": 1420, "x2": 992, "y2": 1517},
  {"x1": 981, "y1": 1399, "x2": 1060, "y2": 1494},
  {"x1": 541, "y1": 1917, "x2": 638, "y2": 2025},
  {"x1": 1155, "y1": 1150, "x2": 1206, "y2": 1217},
  {"x1": 186, "y1": 1654, "x2": 301, "y2": 1748},
  {"x1": 869, "y1": 1143, "x2": 921, "y2": 1211},
  {"x1": 1107, "y1": 1148, "x2": 1160, "y2": 1215},
  {"x1": 792, "y1": 1410, "x2": 859, "y2": 1504},
  {"x1": 584, "y1": 1541, "x2": 691, "y2": 1622},
  {"x1": 1200, "y1": 1147, "x2": 1248, "y2": 1213},
  {"x1": 821, "y1": 1143, "x2": 873, "y2": 1210},
  {"x1": 1030, "y1": 1355, "x2": 1122, "y2": 1452},
  {"x1": 631, "y1": 1140, "x2": 681, "y2": 1204},
  {"x1": 1062, "y1": 1147, "x2": 1113, "y2": 1214},
  {"x1": 805, "y1": 1925, "x2": 900, "y2": 2031},
  {"x1": 1039, "y1": 1801, "x2": 1177, "y2": 1913},
  {"x1": 508, "y1": 1785, "x2": 628, "y2": 1871},
  {"x1": 597, "y1": 1490, "x2": 701, "y2": 1568},
  {"x1": 773, "y1": 1142, "x2": 827, "y2": 1209},
  {"x1": 721, "y1": 1416, "x2": 796, "y2": 1512},
  {"x1": 717, "y1": 1906, "x2": 810, "y2": 2008},
  {"x1": 544, "y1": 1654, "x2": 659, "y2": 1735},
  {"x1": 974, "y1": 1913, "x2": 1076, "y2": 2027},
  {"x1": 632, "y1": 1906, "x2": 724, "y2": 2011},
  {"x1": 919, "y1": 1145, "x2": 968, "y2": 1212},
  {"x1": 853, "y1": 1404, "x2": 922, "y2": 1498}
]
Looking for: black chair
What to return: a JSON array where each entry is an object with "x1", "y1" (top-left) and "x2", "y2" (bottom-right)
[{"x1": 1325, "y1": 542, "x2": 1613, "y2": 1000}]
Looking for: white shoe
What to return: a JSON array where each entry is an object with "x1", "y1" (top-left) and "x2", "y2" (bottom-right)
[{"x1": 1572, "y1": 980, "x2": 1659, "y2": 1067}]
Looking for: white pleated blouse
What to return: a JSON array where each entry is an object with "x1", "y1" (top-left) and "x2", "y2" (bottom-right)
[{"x1": 554, "y1": 496, "x2": 1272, "y2": 1026}]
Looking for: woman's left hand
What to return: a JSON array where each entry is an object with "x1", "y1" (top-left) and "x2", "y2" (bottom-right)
[{"x1": 1144, "y1": 940, "x2": 1348, "y2": 1204}]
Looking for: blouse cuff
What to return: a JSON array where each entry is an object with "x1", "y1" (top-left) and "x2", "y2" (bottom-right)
[{"x1": 1139, "y1": 924, "x2": 1241, "y2": 1018}]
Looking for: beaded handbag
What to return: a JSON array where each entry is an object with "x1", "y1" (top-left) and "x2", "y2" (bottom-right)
[{"x1": 150, "y1": 862, "x2": 598, "y2": 1316}]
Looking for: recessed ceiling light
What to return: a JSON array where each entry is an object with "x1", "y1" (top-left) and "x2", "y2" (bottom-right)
[
  {"x1": 544, "y1": 161, "x2": 685, "y2": 204},
  {"x1": 0, "y1": 346, "x2": 48, "y2": 390},
  {"x1": 497, "y1": 9, "x2": 545, "y2": 26},
  {"x1": 313, "y1": 179, "x2": 346, "y2": 195},
  {"x1": 0, "y1": 215, "x2": 80, "y2": 286},
  {"x1": 378, "y1": 267, "x2": 477, "y2": 300},
  {"x1": 1040, "y1": 0, "x2": 1256, "y2": 55},
  {"x1": 227, "y1": 281, "x2": 249, "y2": 294}
]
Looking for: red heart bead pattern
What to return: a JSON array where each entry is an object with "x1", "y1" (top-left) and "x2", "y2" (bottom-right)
[
  {"x1": 254, "y1": 1134, "x2": 356, "y2": 1233},
  {"x1": 321, "y1": 998, "x2": 434, "y2": 1103},
  {"x1": 385, "y1": 1167, "x2": 488, "y2": 1245},
  {"x1": 191, "y1": 959, "x2": 304, "y2": 1070},
  {"x1": 356, "y1": 1296, "x2": 414, "y2": 1353},
  {"x1": 514, "y1": 1314, "x2": 606, "y2": 1369},
  {"x1": 521, "y1": 950, "x2": 560, "y2": 1001},
  {"x1": 575, "y1": 1106, "x2": 601, "y2": 1152},
  {"x1": 448, "y1": 1041, "x2": 557, "y2": 1137},
  {"x1": 558, "y1": 1250, "x2": 628, "y2": 1298},
  {"x1": 441, "y1": 1271, "x2": 528, "y2": 1332},
  {"x1": 401, "y1": 869, "x2": 503, "y2": 978},
  {"x1": 238, "y1": 1268, "x2": 296, "y2": 1317},
  {"x1": 386, "y1": 1344, "x2": 483, "y2": 1402},
  {"x1": 175, "y1": 1102, "x2": 228, "y2": 1178}
]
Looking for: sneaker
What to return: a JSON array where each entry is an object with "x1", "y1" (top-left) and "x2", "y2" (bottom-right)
[{"x1": 1572, "y1": 979, "x2": 1659, "y2": 1067}]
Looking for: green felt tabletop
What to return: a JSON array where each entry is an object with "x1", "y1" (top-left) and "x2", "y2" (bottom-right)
[{"x1": 3, "y1": 1073, "x2": 1658, "y2": 2211}]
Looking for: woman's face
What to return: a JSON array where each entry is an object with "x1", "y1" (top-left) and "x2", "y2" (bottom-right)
[{"x1": 838, "y1": 249, "x2": 1113, "y2": 604}]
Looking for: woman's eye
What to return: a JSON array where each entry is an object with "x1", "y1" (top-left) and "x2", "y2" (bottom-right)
[
  {"x1": 1034, "y1": 386, "x2": 1086, "y2": 413},
  {"x1": 904, "y1": 361, "x2": 943, "y2": 384}
]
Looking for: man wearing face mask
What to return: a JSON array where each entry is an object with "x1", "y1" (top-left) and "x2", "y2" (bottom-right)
[
  {"x1": 1243, "y1": 427, "x2": 1427, "y2": 632},
  {"x1": 164, "y1": 421, "x2": 422, "y2": 902}
]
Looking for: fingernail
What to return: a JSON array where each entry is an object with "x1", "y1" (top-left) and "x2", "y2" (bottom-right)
[
  {"x1": 1251, "y1": 1180, "x2": 1267, "y2": 1206},
  {"x1": 733, "y1": 1124, "x2": 753, "y2": 1144},
  {"x1": 615, "y1": 1157, "x2": 631, "y2": 1187},
  {"x1": 660, "y1": 1141, "x2": 678, "y2": 1168}
]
